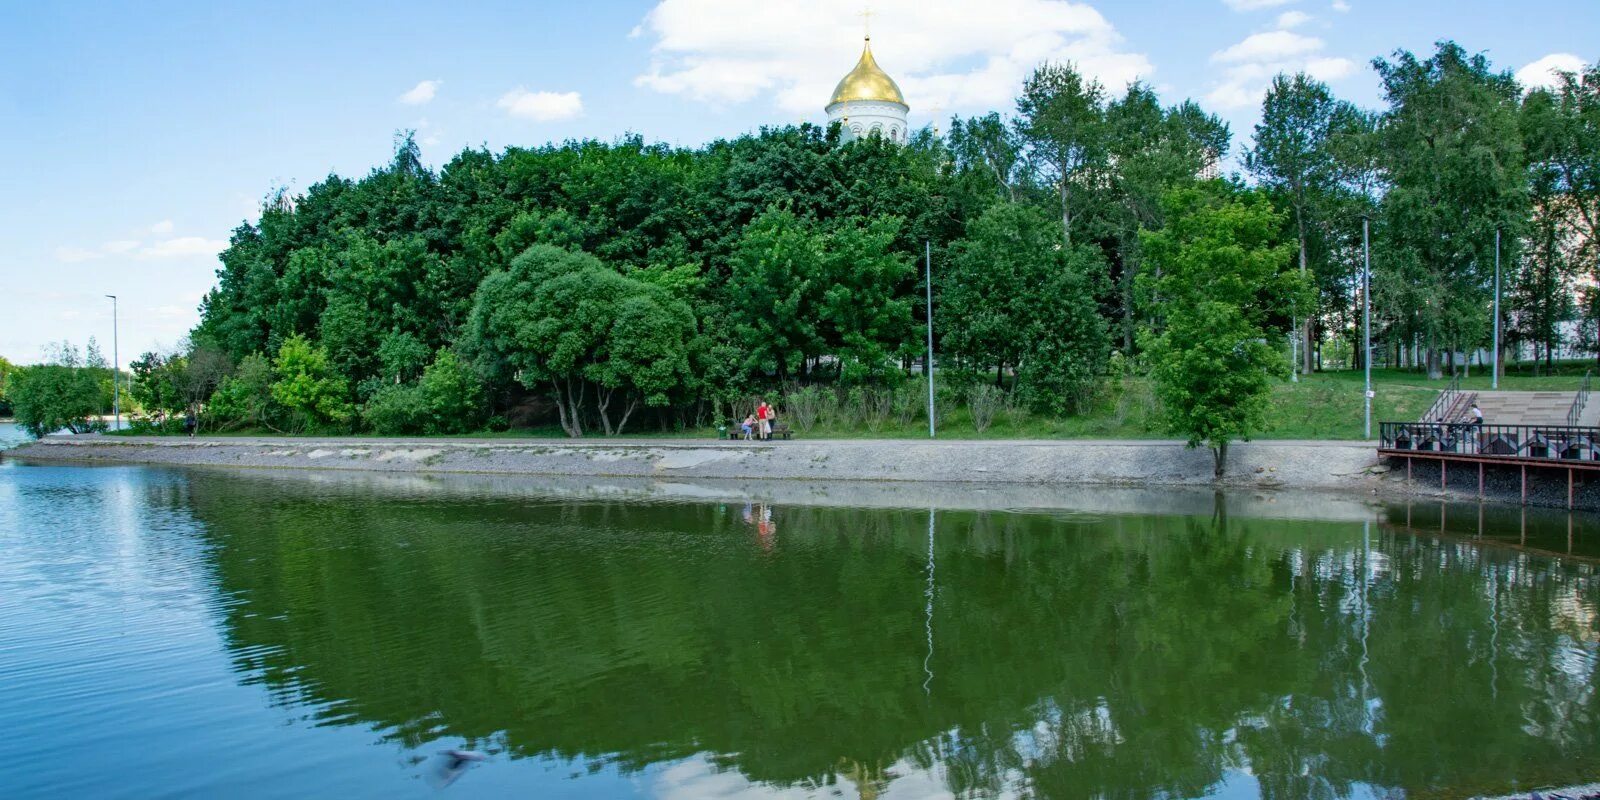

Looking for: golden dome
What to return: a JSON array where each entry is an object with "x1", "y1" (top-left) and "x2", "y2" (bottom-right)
[{"x1": 828, "y1": 38, "x2": 906, "y2": 108}]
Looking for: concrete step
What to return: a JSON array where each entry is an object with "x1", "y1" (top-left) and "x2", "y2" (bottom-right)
[{"x1": 1468, "y1": 391, "x2": 1583, "y2": 426}]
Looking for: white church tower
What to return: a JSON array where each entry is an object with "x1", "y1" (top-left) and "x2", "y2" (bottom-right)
[{"x1": 826, "y1": 36, "x2": 909, "y2": 144}]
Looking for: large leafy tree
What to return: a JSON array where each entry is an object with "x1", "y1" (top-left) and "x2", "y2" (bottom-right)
[
  {"x1": 1522, "y1": 61, "x2": 1600, "y2": 360},
  {"x1": 1140, "y1": 186, "x2": 1307, "y2": 476},
  {"x1": 464, "y1": 245, "x2": 697, "y2": 436},
  {"x1": 1373, "y1": 42, "x2": 1528, "y2": 378},
  {"x1": 1015, "y1": 62, "x2": 1107, "y2": 246},
  {"x1": 942, "y1": 202, "x2": 1108, "y2": 410},
  {"x1": 1104, "y1": 85, "x2": 1231, "y2": 352},
  {"x1": 727, "y1": 209, "x2": 912, "y2": 383},
  {"x1": 1248, "y1": 73, "x2": 1355, "y2": 376},
  {"x1": 10, "y1": 365, "x2": 106, "y2": 437}
]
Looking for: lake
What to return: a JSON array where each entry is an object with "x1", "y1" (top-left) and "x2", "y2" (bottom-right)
[{"x1": 0, "y1": 461, "x2": 1595, "y2": 799}]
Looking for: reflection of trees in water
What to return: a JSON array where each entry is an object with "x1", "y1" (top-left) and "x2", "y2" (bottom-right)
[{"x1": 184, "y1": 477, "x2": 1600, "y2": 799}]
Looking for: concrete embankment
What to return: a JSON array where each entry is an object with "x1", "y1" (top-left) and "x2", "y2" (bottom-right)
[{"x1": 8, "y1": 434, "x2": 1384, "y2": 491}]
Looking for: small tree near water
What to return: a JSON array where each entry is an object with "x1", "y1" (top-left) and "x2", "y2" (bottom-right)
[
  {"x1": 10, "y1": 366, "x2": 106, "y2": 437},
  {"x1": 1139, "y1": 186, "x2": 1306, "y2": 477}
]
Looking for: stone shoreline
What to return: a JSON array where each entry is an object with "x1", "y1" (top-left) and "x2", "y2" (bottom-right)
[
  {"x1": 8, "y1": 433, "x2": 1383, "y2": 488},
  {"x1": 13, "y1": 434, "x2": 1600, "y2": 511}
]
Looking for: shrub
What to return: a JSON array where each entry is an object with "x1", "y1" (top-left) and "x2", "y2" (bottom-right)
[
  {"x1": 363, "y1": 384, "x2": 427, "y2": 435},
  {"x1": 785, "y1": 385, "x2": 824, "y2": 432},
  {"x1": 271, "y1": 335, "x2": 352, "y2": 432},
  {"x1": 418, "y1": 349, "x2": 485, "y2": 434},
  {"x1": 893, "y1": 378, "x2": 928, "y2": 428},
  {"x1": 967, "y1": 384, "x2": 1004, "y2": 433},
  {"x1": 845, "y1": 387, "x2": 892, "y2": 433}
]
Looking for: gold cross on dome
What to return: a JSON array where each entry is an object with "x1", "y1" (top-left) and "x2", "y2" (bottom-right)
[{"x1": 858, "y1": 7, "x2": 874, "y2": 39}]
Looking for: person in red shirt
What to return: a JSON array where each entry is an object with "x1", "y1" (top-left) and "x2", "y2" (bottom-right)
[{"x1": 756, "y1": 400, "x2": 772, "y2": 440}]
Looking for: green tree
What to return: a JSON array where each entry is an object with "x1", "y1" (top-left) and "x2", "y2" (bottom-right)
[
  {"x1": 942, "y1": 202, "x2": 1108, "y2": 410},
  {"x1": 130, "y1": 351, "x2": 187, "y2": 416},
  {"x1": 464, "y1": 245, "x2": 698, "y2": 436},
  {"x1": 1373, "y1": 42, "x2": 1528, "y2": 378},
  {"x1": 1522, "y1": 61, "x2": 1600, "y2": 361},
  {"x1": 270, "y1": 335, "x2": 352, "y2": 431},
  {"x1": 1015, "y1": 62, "x2": 1107, "y2": 245},
  {"x1": 207, "y1": 353, "x2": 278, "y2": 430},
  {"x1": 1247, "y1": 73, "x2": 1354, "y2": 376},
  {"x1": 0, "y1": 356, "x2": 20, "y2": 417},
  {"x1": 728, "y1": 209, "x2": 912, "y2": 383},
  {"x1": 1139, "y1": 186, "x2": 1306, "y2": 476},
  {"x1": 1104, "y1": 85, "x2": 1231, "y2": 352},
  {"x1": 10, "y1": 365, "x2": 106, "y2": 437}
]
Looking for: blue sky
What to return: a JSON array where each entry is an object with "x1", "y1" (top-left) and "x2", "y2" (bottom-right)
[{"x1": 1, "y1": 0, "x2": 1595, "y2": 363}]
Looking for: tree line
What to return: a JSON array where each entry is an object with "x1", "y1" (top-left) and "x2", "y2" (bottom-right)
[{"x1": 12, "y1": 41, "x2": 1599, "y2": 466}]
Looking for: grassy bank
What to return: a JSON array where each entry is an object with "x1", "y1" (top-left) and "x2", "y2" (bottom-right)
[{"x1": 100, "y1": 367, "x2": 1589, "y2": 443}]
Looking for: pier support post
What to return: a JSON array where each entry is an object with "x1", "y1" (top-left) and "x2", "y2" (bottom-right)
[
  {"x1": 1521, "y1": 465, "x2": 1527, "y2": 505},
  {"x1": 1478, "y1": 462, "x2": 1484, "y2": 498},
  {"x1": 1442, "y1": 460, "x2": 1447, "y2": 491},
  {"x1": 1569, "y1": 468, "x2": 1575, "y2": 510}
]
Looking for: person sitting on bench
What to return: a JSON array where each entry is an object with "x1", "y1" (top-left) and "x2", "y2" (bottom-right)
[{"x1": 740, "y1": 414, "x2": 757, "y2": 440}]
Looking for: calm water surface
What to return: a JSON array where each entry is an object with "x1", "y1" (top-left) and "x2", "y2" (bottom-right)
[{"x1": 0, "y1": 462, "x2": 1596, "y2": 799}]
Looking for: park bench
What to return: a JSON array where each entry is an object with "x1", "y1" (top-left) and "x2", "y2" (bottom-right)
[{"x1": 716, "y1": 421, "x2": 794, "y2": 440}]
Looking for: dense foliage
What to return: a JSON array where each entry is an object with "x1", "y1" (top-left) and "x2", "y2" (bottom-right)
[{"x1": 22, "y1": 41, "x2": 1585, "y2": 447}]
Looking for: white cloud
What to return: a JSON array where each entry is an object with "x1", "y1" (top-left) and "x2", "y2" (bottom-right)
[
  {"x1": 1205, "y1": 29, "x2": 1353, "y2": 110},
  {"x1": 1516, "y1": 53, "x2": 1586, "y2": 92},
  {"x1": 136, "y1": 237, "x2": 227, "y2": 260},
  {"x1": 1213, "y1": 31, "x2": 1322, "y2": 63},
  {"x1": 399, "y1": 79, "x2": 441, "y2": 105},
  {"x1": 55, "y1": 239, "x2": 145, "y2": 262},
  {"x1": 1223, "y1": 0, "x2": 1296, "y2": 9},
  {"x1": 1331, "y1": 0, "x2": 1350, "y2": 10},
  {"x1": 54, "y1": 246, "x2": 102, "y2": 263},
  {"x1": 632, "y1": 0, "x2": 1153, "y2": 115},
  {"x1": 1275, "y1": 10, "x2": 1312, "y2": 28},
  {"x1": 497, "y1": 88, "x2": 584, "y2": 121},
  {"x1": 149, "y1": 220, "x2": 175, "y2": 234}
]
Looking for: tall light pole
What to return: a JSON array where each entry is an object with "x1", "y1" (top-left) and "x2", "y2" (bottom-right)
[
  {"x1": 925, "y1": 241, "x2": 936, "y2": 438},
  {"x1": 1492, "y1": 227, "x2": 1501, "y2": 389},
  {"x1": 105, "y1": 294, "x2": 120, "y2": 431},
  {"x1": 1363, "y1": 217, "x2": 1373, "y2": 440}
]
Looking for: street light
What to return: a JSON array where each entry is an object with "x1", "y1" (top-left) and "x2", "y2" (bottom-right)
[
  {"x1": 924, "y1": 240, "x2": 935, "y2": 439},
  {"x1": 105, "y1": 294, "x2": 120, "y2": 431},
  {"x1": 1362, "y1": 216, "x2": 1372, "y2": 440},
  {"x1": 1492, "y1": 227, "x2": 1501, "y2": 390}
]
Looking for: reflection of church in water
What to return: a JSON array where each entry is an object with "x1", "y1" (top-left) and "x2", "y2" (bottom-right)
[{"x1": 826, "y1": 35, "x2": 909, "y2": 144}]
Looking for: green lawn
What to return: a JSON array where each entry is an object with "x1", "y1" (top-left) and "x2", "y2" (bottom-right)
[{"x1": 103, "y1": 366, "x2": 1590, "y2": 443}]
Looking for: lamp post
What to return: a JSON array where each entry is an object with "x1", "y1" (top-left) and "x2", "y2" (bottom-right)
[
  {"x1": 925, "y1": 240, "x2": 935, "y2": 438},
  {"x1": 105, "y1": 294, "x2": 120, "y2": 431},
  {"x1": 1492, "y1": 227, "x2": 1501, "y2": 389},
  {"x1": 1362, "y1": 217, "x2": 1372, "y2": 440}
]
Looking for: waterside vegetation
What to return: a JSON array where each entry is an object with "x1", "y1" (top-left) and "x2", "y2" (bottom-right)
[{"x1": 13, "y1": 43, "x2": 1600, "y2": 472}]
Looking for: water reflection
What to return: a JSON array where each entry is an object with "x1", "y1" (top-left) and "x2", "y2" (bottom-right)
[{"x1": 171, "y1": 473, "x2": 1599, "y2": 799}]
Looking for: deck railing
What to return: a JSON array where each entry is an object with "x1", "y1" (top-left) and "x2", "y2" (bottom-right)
[
  {"x1": 1567, "y1": 370, "x2": 1592, "y2": 427},
  {"x1": 1422, "y1": 370, "x2": 1468, "y2": 423},
  {"x1": 1380, "y1": 421, "x2": 1600, "y2": 461}
]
